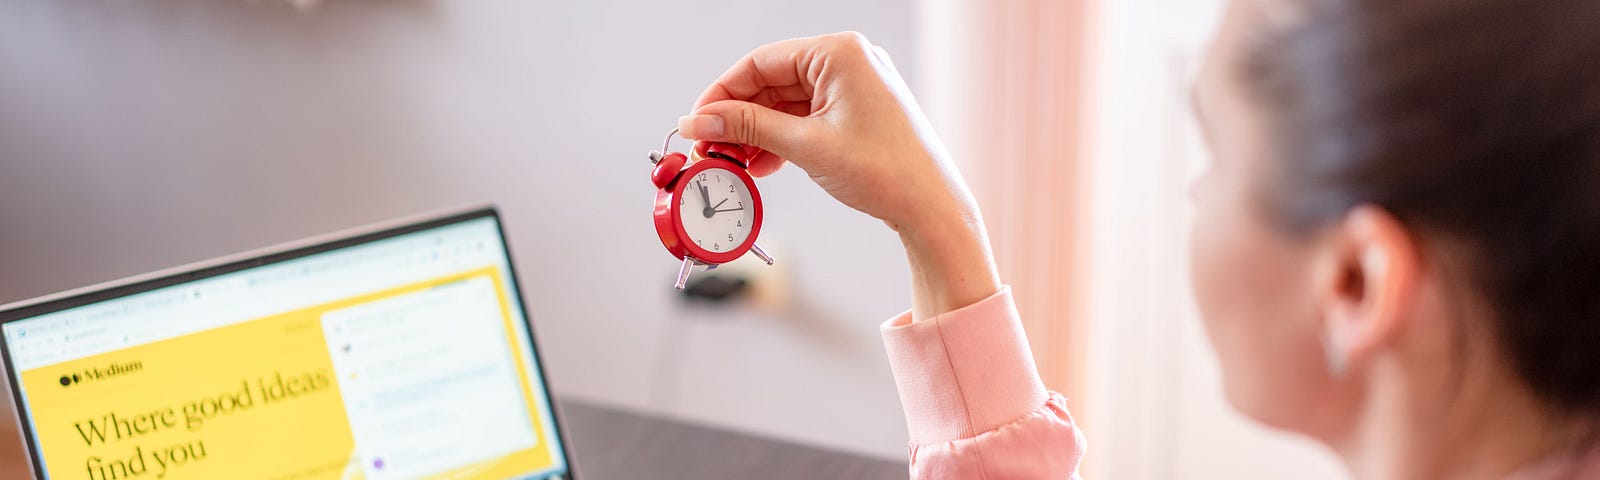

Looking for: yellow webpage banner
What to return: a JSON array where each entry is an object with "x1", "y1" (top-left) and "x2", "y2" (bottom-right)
[{"x1": 18, "y1": 267, "x2": 558, "y2": 480}]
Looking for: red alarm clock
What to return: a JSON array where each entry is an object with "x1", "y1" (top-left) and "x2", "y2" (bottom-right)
[{"x1": 648, "y1": 128, "x2": 774, "y2": 290}]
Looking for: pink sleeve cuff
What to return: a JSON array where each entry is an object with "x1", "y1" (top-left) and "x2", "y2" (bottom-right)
[{"x1": 880, "y1": 286, "x2": 1050, "y2": 445}]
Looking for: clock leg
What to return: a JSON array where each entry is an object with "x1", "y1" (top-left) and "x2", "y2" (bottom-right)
[
  {"x1": 751, "y1": 243, "x2": 775, "y2": 266},
  {"x1": 674, "y1": 257, "x2": 696, "y2": 290}
]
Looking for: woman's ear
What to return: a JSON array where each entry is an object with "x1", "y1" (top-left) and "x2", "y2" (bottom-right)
[{"x1": 1315, "y1": 205, "x2": 1421, "y2": 375}]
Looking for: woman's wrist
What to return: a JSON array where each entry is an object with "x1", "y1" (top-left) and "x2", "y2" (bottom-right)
[{"x1": 896, "y1": 195, "x2": 1002, "y2": 322}]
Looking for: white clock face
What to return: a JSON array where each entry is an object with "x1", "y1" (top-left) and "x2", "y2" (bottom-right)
[{"x1": 678, "y1": 167, "x2": 757, "y2": 254}]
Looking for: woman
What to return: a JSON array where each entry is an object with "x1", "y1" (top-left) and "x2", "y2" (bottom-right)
[{"x1": 677, "y1": 0, "x2": 1600, "y2": 478}]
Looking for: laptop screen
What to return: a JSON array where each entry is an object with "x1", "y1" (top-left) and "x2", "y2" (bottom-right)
[{"x1": 0, "y1": 209, "x2": 572, "y2": 480}]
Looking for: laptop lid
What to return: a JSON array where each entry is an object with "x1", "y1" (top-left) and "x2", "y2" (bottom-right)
[{"x1": 0, "y1": 206, "x2": 575, "y2": 480}]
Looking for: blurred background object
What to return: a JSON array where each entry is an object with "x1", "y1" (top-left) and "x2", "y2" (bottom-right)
[{"x1": 0, "y1": 0, "x2": 1346, "y2": 477}]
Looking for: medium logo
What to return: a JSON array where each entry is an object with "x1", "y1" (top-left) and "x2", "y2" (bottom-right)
[{"x1": 58, "y1": 360, "x2": 143, "y2": 388}]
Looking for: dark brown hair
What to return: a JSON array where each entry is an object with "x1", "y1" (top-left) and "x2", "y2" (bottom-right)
[{"x1": 1244, "y1": 0, "x2": 1600, "y2": 414}]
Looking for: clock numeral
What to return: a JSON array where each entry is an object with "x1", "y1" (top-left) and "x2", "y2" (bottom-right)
[
  {"x1": 696, "y1": 240, "x2": 703, "y2": 246},
  {"x1": 728, "y1": 234, "x2": 735, "y2": 242},
  {"x1": 729, "y1": 185, "x2": 736, "y2": 193},
  {"x1": 738, "y1": 201, "x2": 744, "y2": 208},
  {"x1": 713, "y1": 243, "x2": 720, "y2": 250},
  {"x1": 698, "y1": 173, "x2": 707, "y2": 182},
  {"x1": 737, "y1": 220, "x2": 742, "y2": 227}
]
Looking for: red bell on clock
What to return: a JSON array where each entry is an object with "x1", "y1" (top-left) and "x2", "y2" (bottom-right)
[{"x1": 648, "y1": 128, "x2": 774, "y2": 290}]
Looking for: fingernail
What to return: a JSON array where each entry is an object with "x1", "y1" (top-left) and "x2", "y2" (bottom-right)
[{"x1": 679, "y1": 114, "x2": 724, "y2": 139}]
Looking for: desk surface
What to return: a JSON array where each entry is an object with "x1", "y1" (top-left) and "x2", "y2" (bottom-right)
[
  {"x1": 0, "y1": 398, "x2": 907, "y2": 479},
  {"x1": 562, "y1": 400, "x2": 907, "y2": 479}
]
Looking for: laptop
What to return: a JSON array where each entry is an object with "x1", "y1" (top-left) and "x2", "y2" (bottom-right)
[{"x1": 0, "y1": 206, "x2": 576, "y2": 480}]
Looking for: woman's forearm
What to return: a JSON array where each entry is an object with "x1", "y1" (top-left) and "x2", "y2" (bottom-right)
[{"x1": 898, "y1": 196, "x2": 1002, "y2": 322}]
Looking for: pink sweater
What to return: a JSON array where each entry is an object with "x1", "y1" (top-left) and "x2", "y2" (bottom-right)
[
  {"x1": 880, "y1": 287, "x2": 1085, "y2": 478},
  {"x1": 880, "y1": 287, "x2": 1600, "y2": 479}
]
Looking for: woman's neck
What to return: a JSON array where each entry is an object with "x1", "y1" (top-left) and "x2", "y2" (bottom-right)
[{"x1": 1333, "y1": 354, "x2": 1585, "y2": 480}]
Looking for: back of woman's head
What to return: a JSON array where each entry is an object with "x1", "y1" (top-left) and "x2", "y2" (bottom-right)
[{"x1": 1244, "y1": 0, "x2": 1600, "y2": 414}]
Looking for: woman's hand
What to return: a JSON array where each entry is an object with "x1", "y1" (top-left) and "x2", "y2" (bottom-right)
[
  {"x1": 679, "y1": 32, "x2": 1000, "y2": 320},
  {"x1": 679, "y1": 32, "x2": 958, "y2": 234}
]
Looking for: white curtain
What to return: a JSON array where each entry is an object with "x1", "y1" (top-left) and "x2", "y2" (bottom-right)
[{"x1": 913, "y1": 0, "x2": 1094, "y2": 401}]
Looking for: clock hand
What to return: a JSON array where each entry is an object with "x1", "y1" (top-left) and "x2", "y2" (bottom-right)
[
  {"x1": 711, "y1": 207, "x2": 745, "y2": 214},
  {"x1": 712, "y1": 198, "x2": 728, "y2": 210},
  {"x1": 698, "y1": 181, "x2": 713, "y2": 218}
]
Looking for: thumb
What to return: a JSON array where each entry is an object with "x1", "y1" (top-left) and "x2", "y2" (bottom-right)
[{"x1": 679, "y1": 99, "x2": 814, "y2": 158}]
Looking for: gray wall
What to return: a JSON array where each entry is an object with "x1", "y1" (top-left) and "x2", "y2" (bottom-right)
[{"x1": 0, "y1": 0, "x2": 918, "y2": 460}]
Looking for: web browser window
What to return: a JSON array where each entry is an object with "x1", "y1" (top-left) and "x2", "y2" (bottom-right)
[{"x1": 0, "y1": 212, "x2": 571, "y2": 480}]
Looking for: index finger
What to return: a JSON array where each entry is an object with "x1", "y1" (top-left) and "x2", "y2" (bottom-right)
[{"x1": 692, "y1": 35, "x2": 825, "y2": 110}]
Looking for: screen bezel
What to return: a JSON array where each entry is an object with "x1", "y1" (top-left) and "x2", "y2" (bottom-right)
[{"x1": 0, "y1": 206, "x2": 578, "y2": 480}]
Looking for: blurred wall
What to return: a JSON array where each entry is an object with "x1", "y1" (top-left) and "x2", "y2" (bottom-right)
[{"x1": 0, "y1": 0, "x2": 919, "y2": 460}]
